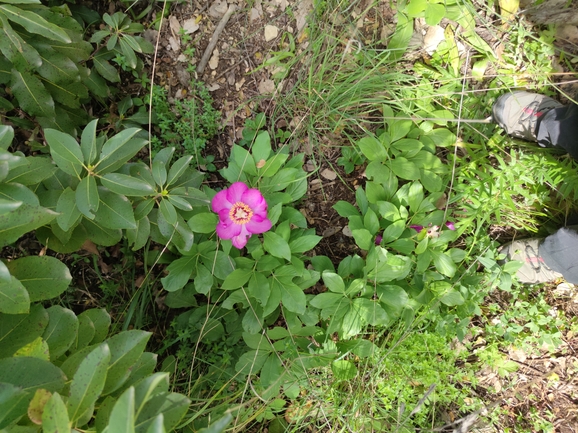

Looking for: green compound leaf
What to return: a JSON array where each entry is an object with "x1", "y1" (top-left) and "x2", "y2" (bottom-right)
[
  {"x1": 44, "y1": 128, "x2": 84, "y2": 178},
  {"x1": 67, "y1": 343, "x2": 111, "y2": 425}
]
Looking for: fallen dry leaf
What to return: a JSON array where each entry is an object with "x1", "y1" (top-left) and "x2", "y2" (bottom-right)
[
  {"x1": 320, "y1": 168, "x2": 337, "y2": 180},
  {"x1": 256, "y1": 159, "x2": 266, "y2": 168},
  {"x1": 209, "y1": 48, "x2": 219, "y2": 70},
  {"x1": 258, "y1": 79, "x2": 275, "y2": 94},
  {"x1": 82, "y1": 239, "x2": 100, "y2": 256},
  {"x1": 209, "y1": 0, "x2": 228, "y2": 18},
  {"x1": 169, "y1": 15, "x2": 181, "y2": 37},
  {"x1": 182, "y1": 18, "x2": 200, "y2": 34},
  {"x1": 264, "y1": 25, "x2": 279, "y2": 42}
]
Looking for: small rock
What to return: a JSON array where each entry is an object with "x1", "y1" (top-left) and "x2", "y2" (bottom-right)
[
  {"x1": 250, "y1": 7, "x2": 261, "y2": 21},
  {"x1": 258, "y1": 79, "x2": 276, "y2": 94},
  {"x1": 182, "y1": 18, "x2": 200, "y2": 34},
  {"x1": 209, "y1": 0, "x2": 228, "y2": 18},
  {"x1": 207, "y1": 84, "x2": 221, "y2": 91},
  {"x1": 264, "y1": 25, "x2": 279, "y2": 42},
  {"x1": 320, "y1": 168, "x2": 337, "y2": 180}
]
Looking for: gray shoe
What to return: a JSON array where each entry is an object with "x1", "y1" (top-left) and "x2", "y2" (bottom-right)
[
  {"x1": 500, "y1": 238, "x2": 563, "y2": 284},
  {"x1": 493, "y1": 91, "x2": 562, "y2": 142}
]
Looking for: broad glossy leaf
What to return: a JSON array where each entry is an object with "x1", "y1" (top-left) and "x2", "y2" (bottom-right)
[
  {"x1": 276, "y1": 278, "x2": 306, "y2": 314},
  {"x1": 152, "y1": 160, "x2": 167, "y2": 187},
  {"x1": 331, "y1": 360, "x2": 357, "y2": 380},
  {"x1": 0, "y1": 22, "x2": 42, "y2": 69},
  {"x1": 4, "y1": 156, "x2": 55, "y2": 185},
  {"x1": 94, "y1": 186, "x2": 136, "y2": 230},
  {"x1": 126, "y1": 216, "x2": 150, "y2": 251},
  {"x1": 166, "y1": 195, "x2": 192, "y2": 211},
  {"x1": 101, "y1": 173, "x2": 155, "y2": 196},
  {"x1": 67, "y1": 343, "x2": 111, "y2": 425},
  {"x1": 45, "y1": 128, "x2": 84, "y2": 178},
  {"x1": 358, "y1": 136, "x2": 387, "y2": 161},
  {"x1": 145, "y1": 414, "x2": 165, "y2": 433},
  {"x1": 0, "y1": 5, "x2": 70, "y2": 42},
  {"x1": 119, "y1": 37, "x2": 137, "y2": 69},
  {"x1": 0, "y1": 382, "x2": 29, "y2": 429},
  {"x1": 221, "y1": 268, "x2": 252, "y2": 290},
  {"x1": 108, "y1": 387, "x2": 135, "y2": 433},
  {"x1": 27, "y1": 387, "x2": 51, "y2": 425},
  {"x1": 6, "y1": 256, "x2": 71, "y2": 302},
  {"x1": 0, "y1": 356, "x2": 66, "y2": 393},
  {"x1": 135, "y1": 392, "x2": 190, "y2": 432},
  {"x1": 93, "y1": 55, "x2": 120, "y2": 83},
  {"x1": 351, "y1": 228, "x2": 372, "y2": 250},
  {"x1": 187, "y1": 212, "x2": 217, "y2": 234},
  {"x1": 322, "y1": 271, "x2": 345, "y2": 293},
  {"x1": 37, "y1": 49, "x2": 79, "y2": 85},
  {"x1": 76, "y1": 175, "x2": 99, "y2": 218},
  {"x1": 158, "y1": 199, "x2": 176, "y2": 226},
  {"x1": 121, "y1": 352, "x2": 158, "y2": 391},
  {"x1": 96, "y1": 129, "x2": 146, "y2": 175},
  {"x1": 0, "y1": 125, "x2": 14, "y2": 150},
  {"x1": 11, "y1": 69, "x2": 54, "y2": 117},
  {"x1": 0, "y1": 275, "x2": 29, "y2": 314},
  {"x1": 42, "y1": 305, "x2": 78, "y2": 359},
  {"x1": 389, "y1": 157, "x2": 420, "y2": 180},
  {"x1": 80, "y1": 119, "x2": 98, "y2": 165},
  {"x1": 161, "y1": 255, "x2": 195, "y2": 293},
  {"x1": 82, "y1": 218, "x2": 122, "y2": 246},
  {"x1": 102, "y1": 330, "x2": 152, "y2": 395},
  {"x1": 166, "y1": 155, "x2": 192, "y2": 187},
  {"x1": 133, "y1": 372, "x2": 169, "y2": 414},
  {"x1": 42, "y1": 392, "x2": 69, "y2": 433},
  {"x1": 13, "y1": 335, "x2": 49, "y2": 359},
  {"x1": 70, "y1": 313, "x2": 95, "y2": 353},
  {"x1": 0, "y1": 303, "x2": 48, "y2": 358},
  {"x1": 288, "y1": 235, "x2": 321, "y2": 254},
  {"x1": 79, "y1": 309, "x2": 110, "y2": 345},
  {"x1": 56, "y1": 187, "x2": 81, "y2": 231}
]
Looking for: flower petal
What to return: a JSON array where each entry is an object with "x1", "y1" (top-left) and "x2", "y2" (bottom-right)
[
  {"x1": 226, "y1": 182, "x2": 248, "y2": 204},
  {"x1": 242, "y1": 188, "x2": 267, "y2": 213},
  {"x1": 445, "y1": 221, "x2": 456, "y2": 230},
  {"x1": 216, "y1": 220, "x2": 242, "y2": 239},
  {"x1": 231, "y1": 233, "x2": 249, "y2": 249},
  {"x1": 212, "y1": 189, "x2": 232, "y2": 213},
  {"x1": 410, "y1": 225, "x2": 424, "y2": 232},
  {"x1": 246, "y1": 214, "x2": 272, "y2": 235}
]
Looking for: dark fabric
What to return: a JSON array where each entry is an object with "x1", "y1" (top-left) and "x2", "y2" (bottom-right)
[
  {"x1": 540, "y1": 225, "x2": 578, "y2": 284},
  {"x1": 536, "y1": 103, "x2": 578, "y2": 159}
]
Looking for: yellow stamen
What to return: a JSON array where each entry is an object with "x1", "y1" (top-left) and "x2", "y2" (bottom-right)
[{"x1": 229, "y1": 202, "x2": 253, "y2": 224}]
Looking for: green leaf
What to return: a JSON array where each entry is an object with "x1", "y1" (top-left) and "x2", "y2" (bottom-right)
[
  {"x1": 333, "y1": 200, "x2": 360, "y2": 218},
  {"x1": 42, "y1": 305, "x2": 78, "y2": 359},
  {"x1": 376, "y1": 285, "x2": 408, "y2": 311},
  {"x1": 70, "y1": 313, "x2": 95, "y2": 353},
  {"x1": 83, "y1": 218, "x2": 122, "y2": 246},
  {"x1": 389, "y1": 157, "x2": 420, "y2": 180},
  {"x1": 119, "y1": 37, "x2": 137, "y2": 69},
  {"x1": 188, "y1": 212, "x2": 218, "y2": 234},
  {"x1": 260, "y1": 353, "x2": 282, "y2": 389},
  {"x1": 166, "y1": 155, "x2": 192, "y2": 187},
  {"x1": 331, "y1": 360, "x2": 357, "y2": 380},
  {"x1": 96, "y1": 129, "x2": 146, "y2": 174},
  {"x1": 152, "y1": 160, "x2": 167, "y2": 187},
  {"x1": 0, "y1": 274, "x2": 29, "y2": 314},
  {"x1": 368, "y1": 254, "x2": 412, "y2": 282},
  {"x1": 363, "y1": 208, "x2": 380, "y2": 235},
  {"x1": 10, "y1": 69, "x2": 55, "y2": 117},
  {"x1": 76, "y1": 175, "x2": 99, "y2": 219},
  {"x1": 0, "y1": 382, "x2": 30, "y2": 429},
  {"x1": 288, "y1": 235, "x2": 321, "y2": 254},
  {"x1": 42, "y1": 392, "x2": 69, "y2": 433},
  {"x1": 56, "y1": 187, "x2": 82, "y2": 231},
  {"x1": 95, "y1": 186, "x2": 136, "y2": 230},
  {"x1": 44, "y1": 128, "x2": 84, "y2": 178},
  {"x1": 431, "y1": 250, "x2": 457, "y2": 278},
  {"x1": 161, "y1": 255, "x2": 195, "y2": 292},
  {"x1": 79, "y1": 309, "x2": 110, "y2": 344},
  {"x1": 108, "y1": 387, "x2": 135, "y2": 433},
  {"x1": 80, "y1": 119, "x2": 99, "y2": 165},
  {"x1": 100, "y1": 173, "x2": 155, "y2": 197},
  {"x1": 358, "y1": 136, "x2": 386, "y2": 161},
  {"x1": 252, "y1": 130, "x2": 271, "y2": 161},
  {"x1": 102, "y1": 330, "x2": 152, "y2": 395},
  {"x1": 4, "y1": 156, "x2": 56, "y2": 185},
  {"x1": 221, "y1": 268, "x2": 252, "y2": 290},
  {"x1": 351, "y1": 228, "x2": 372, "y2": 250},
  {"x1": 232, "y1": 145, "x2": 257, "y2": 176},
  {"x1": 0, "y1": 125, "x2": 14, "y2": 150},
  {"x1": 67, "y1": 343, "x2": 111, "y2": 424},
  {"x1": 440, "y1": 290, "x2": 464, "y2": 306},
  {"x1": 93, "y1": 55, "x2": 120, "y2": 83},
  {"x1": 159, "y1": 199, "x2": 177, "y2": 226},
  {"x1": 0, "y1": 203, "x2": 57, "y2": 247},
  {"x1": 6, "y1": 255, "x2": 72, "y2": 302},
  {"x1": 194, "y1": 264, "x2": 213, "y2": 295},
  {"x1": 263, "y1": 231, "x2": 291, "y2": 261},
  {"x1": 277, "y1": 279, "x2": 306, "y2": 314},
  {"x1": 0, "y1": 356, "x2": 66, "y2": 393},
  {"x1": 0, "y1": 304, "x2": 48, "y2": 358},
  {"x1": 424, "y1": 3, "x2": 445, "y2": 26},
  {"x1": 322, "y1": 271, "x2": 345, "y2": 293},
  {"x1": 127, "y1": 216, "x2": 150, "y2": 251},
  {"x1": 0, "y1": 5, "x2": 71, "y2": 42}
]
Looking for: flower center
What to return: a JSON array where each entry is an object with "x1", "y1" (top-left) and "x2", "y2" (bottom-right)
[{"x1": 229, "y1": 202, "x2": 253, "y2": 224}]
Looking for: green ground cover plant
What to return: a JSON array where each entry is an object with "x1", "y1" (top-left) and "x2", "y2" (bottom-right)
[{"x1": 1, "y1": 0, "x2": 577, "y2": 431}]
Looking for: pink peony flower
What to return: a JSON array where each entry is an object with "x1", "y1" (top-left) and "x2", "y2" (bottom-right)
[{"x1": 211, "y1": 182, "x2": 272, "y2": 249}]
